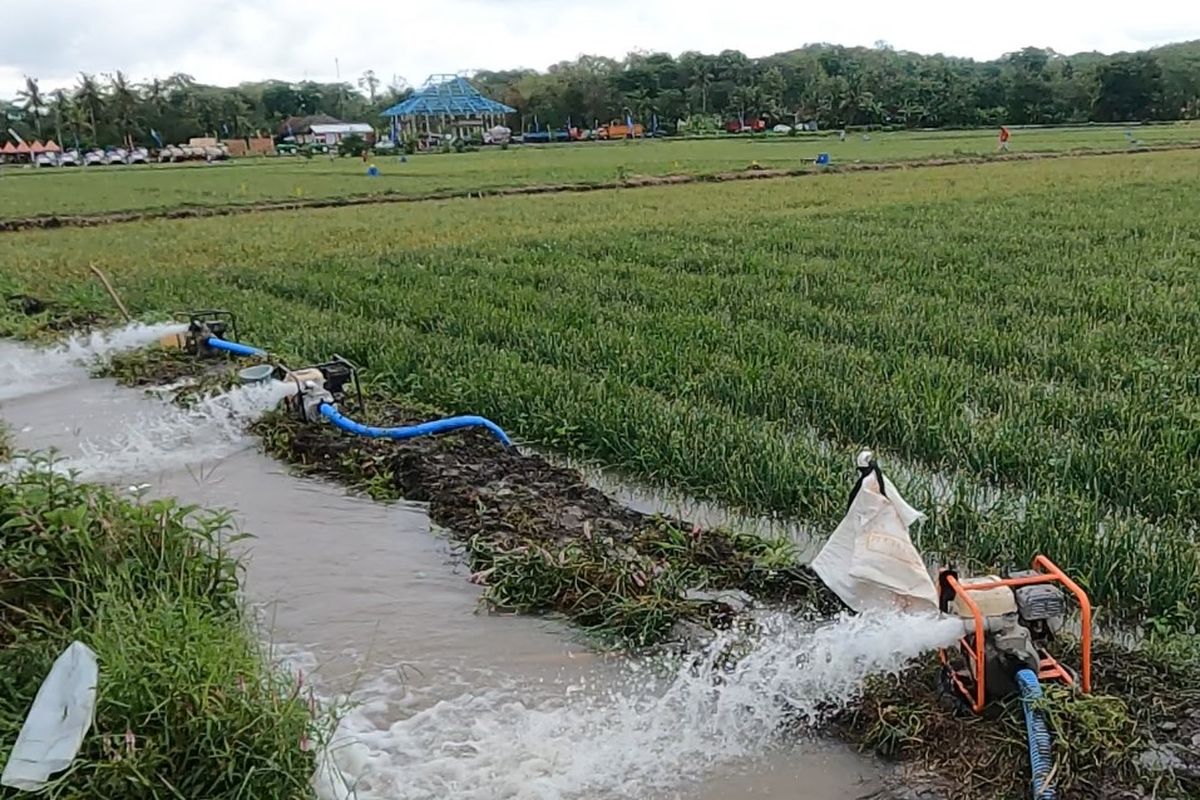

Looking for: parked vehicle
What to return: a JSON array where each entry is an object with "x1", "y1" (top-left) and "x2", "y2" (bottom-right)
[
  {"x1": 158, "y1": 143, "x2": 230, "y2": 162},
  {"x1": 59, "y1": 149, "x2": 80, "y2": 167},
  {"x1": 83, "y1": 149, "x2": 105, "y2": 166},
  {"x1": 128, "y1": 147, "x2": 150, "y2": 165},
  {"x1": 725, "y1": 118, "x2": 767, "y2": 133},
  {"x1": 597, "y1": 120, "x2": 644, "y2": 139},
  {"x1": 34, "y1": 152, "x2": 58, "y2": 167}
]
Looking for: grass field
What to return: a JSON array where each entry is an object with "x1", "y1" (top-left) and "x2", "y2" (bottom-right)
[
  {"x1": 3, "y1": 148, "x2": 1198, "y2": 623},
  {"x1": 0, "y1": 124, "x2": 1197, "y2": 220}
]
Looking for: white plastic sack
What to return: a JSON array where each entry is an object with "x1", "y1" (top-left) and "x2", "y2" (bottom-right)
[
  {"x1": 812, "y1": 455, "x2": 938, "y2": 613},
  {"x1": 2, "y1": 641, "x2": 99, "y2": 791}
]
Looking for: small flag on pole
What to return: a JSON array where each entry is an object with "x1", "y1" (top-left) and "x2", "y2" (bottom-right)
[{"x1": 150, "y1": 129, "x2": 164, "y2": 147}]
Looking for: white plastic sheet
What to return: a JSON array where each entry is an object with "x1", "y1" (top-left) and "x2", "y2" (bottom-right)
[
  {"x1": 1, "y1": 641, "x2": 99, "y2": 791},
  {"x1": 812, "y1": 455, "x2": 938, "y2": 613}
]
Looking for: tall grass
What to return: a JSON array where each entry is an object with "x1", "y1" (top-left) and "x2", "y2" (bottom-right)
[
  {"x1": 3, "y1": 150, "x2": 1198, "y2": 622},
  {"x1": 0, "y1": 459, "x2": 323, "y2": 799}
]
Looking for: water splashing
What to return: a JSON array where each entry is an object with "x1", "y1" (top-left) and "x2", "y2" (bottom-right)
[
  {"x1": 4, "y1": 381, "x2": 296, "y2": 481},
  {"x1": 66, "y1": 381, "x2": 298, "y2": 480},
  {"x1": 316, "y1": 610, "x2": 964, "y2": 800},
  {"x1": 0, "y1": 322, "x2": 187, "y2": 402}
]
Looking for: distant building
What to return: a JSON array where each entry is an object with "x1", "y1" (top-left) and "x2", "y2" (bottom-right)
[
  {"x1": 381, "y1": 75, "x2": 516, "y2": 142},
  {"x1": 276, "y1": 115, "x2": 375, "y2": 145}
]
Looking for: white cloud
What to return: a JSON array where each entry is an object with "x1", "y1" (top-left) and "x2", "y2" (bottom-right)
[{"x1": 3, "y1": 0, "x2": 1198, "y2": 96}]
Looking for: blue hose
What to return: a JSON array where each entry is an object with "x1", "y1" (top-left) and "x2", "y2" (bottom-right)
[
  {"x1": 319, "y1": 403, "x2": 513, "y2": 448},
  {"x1": 1016, "y1": 669, "x2": 1056, "y2": 800},
  {"x1": 206, "y1": 336, "x2": 266, "y2": 357}
]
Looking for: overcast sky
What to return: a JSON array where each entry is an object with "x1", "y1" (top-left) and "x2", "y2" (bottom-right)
[{"x1": 3, "y1": 0, "x2": 1198, "y2": 97}]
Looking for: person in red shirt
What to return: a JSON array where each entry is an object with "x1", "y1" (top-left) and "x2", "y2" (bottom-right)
[{"x1": 999, "y1": 125, "x2": 1011, "y2": 152}]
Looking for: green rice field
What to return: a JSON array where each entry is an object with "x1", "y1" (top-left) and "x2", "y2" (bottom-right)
[
  {"x1": 3, "y1": 147, "x2": 1198, "y2": 622},
  {"x1": 0, "y1": 123, "x2": 1197, "y2": 220}
]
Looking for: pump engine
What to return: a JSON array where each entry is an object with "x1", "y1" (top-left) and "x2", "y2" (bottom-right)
[
  {"x1": 274, "y1": 355, "x2": 363, "y2": 423},
  {"x1": 938, "y1": 557, "x2": 1086, "y2": 713}
]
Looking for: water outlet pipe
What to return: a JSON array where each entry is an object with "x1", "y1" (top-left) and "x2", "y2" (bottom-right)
[
  {"x1": 1016, "y1": 668, "x2": 1057, "y2": 800},
  {"x1": 205, "y1": 336, "x2": 266, "y2": 357},
  {"x1": 318, "y1": 403, "x2": 513, "y2": 448}
]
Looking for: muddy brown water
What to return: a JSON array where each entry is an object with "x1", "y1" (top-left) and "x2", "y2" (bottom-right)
[{"x1": 0, "y1": 351, "x2": 905, "y2": 800}]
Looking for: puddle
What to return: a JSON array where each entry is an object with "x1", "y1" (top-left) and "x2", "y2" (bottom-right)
[{"x1": 0, "y1": 334, "x2": 962, "y2": 799}]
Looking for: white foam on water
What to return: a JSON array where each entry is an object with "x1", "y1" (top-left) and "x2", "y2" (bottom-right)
[
  {"x1": 4, "y1": 380, "x2": 297, "y2": 482},
  {"x1": 0, "y1": 322, "x2": 188, "y2": 402},
  {"x1": 64, "y1": 380, "x2": 298, "y2": 481},
  {"x1": 314, "y1": 609, "x2": 964, "y2": 800}
]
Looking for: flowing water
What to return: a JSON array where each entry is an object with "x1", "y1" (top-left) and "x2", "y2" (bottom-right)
[{"x1": 0, "y1": 327, "x2": 965, "y2": 800}]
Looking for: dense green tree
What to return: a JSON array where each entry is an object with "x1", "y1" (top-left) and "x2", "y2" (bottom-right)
[
  {"x1": 4, "y1": 40, "x2": 1198, "y2": 147},
  {"x1": 1092, "y1": 54, "x2": 1165, "y2": 122}
]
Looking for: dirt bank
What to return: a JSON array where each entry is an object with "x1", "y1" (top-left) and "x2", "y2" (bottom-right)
[{"x1": 2, "y1": 143, "x2": 1197, "y2": 233}]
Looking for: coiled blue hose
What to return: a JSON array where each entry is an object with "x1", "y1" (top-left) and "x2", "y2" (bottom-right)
[
  {"x1": 1016, "y1": 668, "x2": 1056, "y2": 800},
  {"x1": 206, "y1": 336, "x2": 265, "y2": 357},
  {"x1": 319, "y1": 403, "x2": 513, "y2": 448}
]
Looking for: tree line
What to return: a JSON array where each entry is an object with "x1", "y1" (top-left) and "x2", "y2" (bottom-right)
[{"x1": 3, "y1": 41, "x2": 1198, "y2": 148}]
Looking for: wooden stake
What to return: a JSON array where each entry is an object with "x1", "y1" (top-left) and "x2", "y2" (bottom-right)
[{"x1": 88, "y1": 264, "x2": 132, "y2": 322}]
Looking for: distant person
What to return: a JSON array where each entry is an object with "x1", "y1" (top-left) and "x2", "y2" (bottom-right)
[
  {"x1": 998, "y1": 126, "x2": 1011, "y2": 152},
  {"x1": 839, "y1": 130, "x2": 847, "y2": 142}
]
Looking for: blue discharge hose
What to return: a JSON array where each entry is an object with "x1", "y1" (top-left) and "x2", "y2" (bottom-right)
[
  {"x1": 1016, "y1": 669, "x2": 1057, "y2": 800},
  {"x1": 194, "y1": 335, "x2": 512, "y2": 447},
  {"x1": 206, "y1": 336, "x2": 266, "y2": 357},
  {"x1": 319, "y1": 403, "x2": 513, "y2": 448}
]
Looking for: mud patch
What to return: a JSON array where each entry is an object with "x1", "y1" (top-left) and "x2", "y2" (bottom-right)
[{"x1": 2, "y1": 143, "x2": 1195, "y2": 233}]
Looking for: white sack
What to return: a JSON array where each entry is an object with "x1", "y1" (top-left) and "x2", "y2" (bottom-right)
[
  {"x1": 2, "y1": 641, "x2": 99, "y2": 791},
  {"x1": 812, "y1": 459, "x2": 938, "y2": 613}
]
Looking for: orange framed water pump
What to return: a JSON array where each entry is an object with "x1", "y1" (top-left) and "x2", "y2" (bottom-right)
[{"x1": 937, "y1": 555, "x2": 1092, "y2": 714}]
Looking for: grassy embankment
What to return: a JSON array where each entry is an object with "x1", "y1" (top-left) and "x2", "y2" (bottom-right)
[{"x1": 0, "y1": 460, "x2": 324, "y2": 798}]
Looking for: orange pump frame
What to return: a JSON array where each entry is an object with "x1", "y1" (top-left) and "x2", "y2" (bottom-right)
[{"x1": 938, "y1": 555, "x2": 1092, "y2": 714}]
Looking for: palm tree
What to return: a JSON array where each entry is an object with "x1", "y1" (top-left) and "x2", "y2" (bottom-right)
[
  {"x1": 142, "y1": 78, "x2": 168, "y2": 115},
  {"x1": 106, "y1": 71, "x2": 140, "y2": 146},
  {"x1": 49, "y1": 90, "x2": 71, "y2": 145},
  {"x1": 358, "y1": 70, "x2": 380, "y2": 103},
  {"x1": 67, "y1": 103, "x2": 90, "y2": 148},
  {"x1": 690, "y1": 61, "x2": 715, "y2": 114},
  {"x1": 74, "y1": 73, "x2": 104, "y2": 140},
  {"x1": 16, "y1": 76, "x2": 44, "y2": 137}
]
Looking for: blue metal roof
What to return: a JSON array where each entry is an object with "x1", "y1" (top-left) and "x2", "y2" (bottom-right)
[{"x1": 382, "y1": 75, "x2": 516, "y2": 118}]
